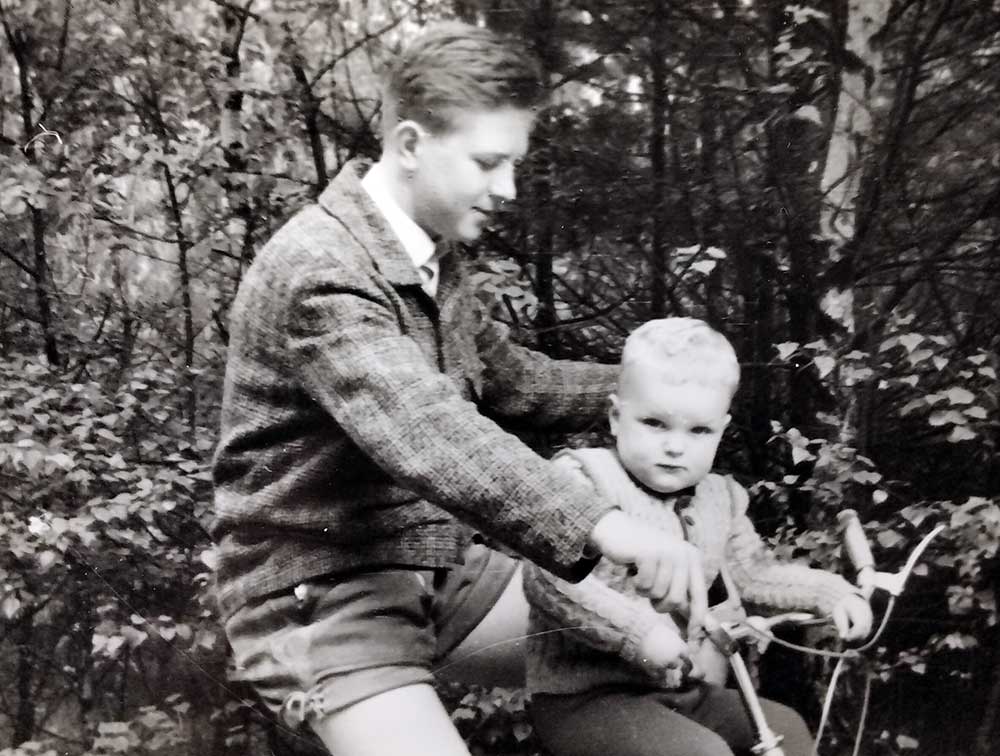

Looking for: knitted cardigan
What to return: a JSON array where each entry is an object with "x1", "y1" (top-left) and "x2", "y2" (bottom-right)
[{"x1": 523, "y1": 448, "x2": 861, "y2": 696}]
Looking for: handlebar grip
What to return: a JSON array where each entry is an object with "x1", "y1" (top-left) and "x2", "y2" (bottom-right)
[{"x1": 837, "y1": 509, "x2": 876, "y2": 572}]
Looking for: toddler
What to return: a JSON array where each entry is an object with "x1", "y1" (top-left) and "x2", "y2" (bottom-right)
[{"x1": 524, "y1": 317, "x2": 873, "y2": 756}]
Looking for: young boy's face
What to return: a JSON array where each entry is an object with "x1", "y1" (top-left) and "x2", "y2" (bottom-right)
[
  {"x1": 609, "y1": 361, "x2": 732, "y2": 494},
  {"x1": 408, "y1": 106, "x2": 534, "y2": 243}
]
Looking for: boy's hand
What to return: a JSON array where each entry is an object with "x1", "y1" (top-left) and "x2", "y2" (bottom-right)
[
  {"x1": 832, "y1": 594, "x2": 873, "y2": 641},
  {"x1": 588, "y1": 510, "x2": 708, "y2": 627},
  {"x1": 636, "y1": 625, "x2": 690, "y2": 674}
]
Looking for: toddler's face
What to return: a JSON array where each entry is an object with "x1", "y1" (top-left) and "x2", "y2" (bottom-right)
[{"x1": 609, "y1": 362, "x2": 731, "y2": 494}]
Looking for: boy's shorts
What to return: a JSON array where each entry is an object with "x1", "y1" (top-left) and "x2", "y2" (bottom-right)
[{"x1": 224, "y1": 544, "x2": 518, "y2": 728}]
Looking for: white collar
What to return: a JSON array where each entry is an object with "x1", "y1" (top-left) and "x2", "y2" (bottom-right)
[{"x1": 361, "y1": 161, "x2": 438, "y2": 269}]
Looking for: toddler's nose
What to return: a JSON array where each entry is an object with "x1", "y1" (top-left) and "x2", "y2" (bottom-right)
[{"x1": 662, "y1": 434, "x2": 684, "y2": 456}]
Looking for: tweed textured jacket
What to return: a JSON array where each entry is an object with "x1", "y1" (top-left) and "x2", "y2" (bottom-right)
[
  {"x1": 524, "y1": 448, "x2": 861, "y2": 695},
  {"x1": 211, "y1": 159, "x2": 619, "y2": 620}
]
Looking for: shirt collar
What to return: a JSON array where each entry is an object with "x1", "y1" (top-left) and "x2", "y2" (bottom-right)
[{"x1": 361, "y1": 161, "x2": 438, "y2": 269}]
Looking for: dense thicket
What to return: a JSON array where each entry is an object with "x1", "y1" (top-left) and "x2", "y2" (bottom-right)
[{"x1": 1, "y1": 1, "x2": 998, "y2": 755}]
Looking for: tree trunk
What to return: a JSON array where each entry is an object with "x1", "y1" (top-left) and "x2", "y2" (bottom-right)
[
  {"x1": 813, "y1": 0, "x2": 893, "y2": 509},
  {"x1": 29, "y1": 208, "x2": 60, "y2": 367},
  {"x1": 529, "y1": 0, "x2": 559, "y2": 355},
  {"x1": 220, "y1": 2, "x2": 255, "y2": 312},
  {"x1": 162, "y1": 164, "x2": 197, "y2": 433},
  {"x1": 13, "y1": 614, "x2": 37, "y2": 745},
  {"x1": 819, "y1": 0, "x2": 893, "y2": 254},
  {"x1": 648, "y1": 0, "x2": 669, "y2": 318},
  {"x1": 4, "y1": 18, "x2": 61, "y2": 365},
  {"x1": 289, "y1": 41, "x2": 328, "y2": 190}
]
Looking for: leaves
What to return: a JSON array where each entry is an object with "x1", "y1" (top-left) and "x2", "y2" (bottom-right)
[
  {"x1": 0, "y1": 1, "x2": 997, "y2": 754},
  {"x1": 2, "y1": 595, "x2": 22, "y2": 620},
  {"x1": 929, "y1": 409, "x2": 966, "y2": 427},
  {"x1": 775, "y1": 342, "x2": 800, "y2": 360},
  {"x1": 948, "y1": 426, "x2": 977, "y2": 443},
  {"x1": 876, "y1": 529, "x2": 906, "y2": 549},
  {"x1": 791, "y1": 104, "x2": 823, "y2": 126},
  {"x1": 813, "y1": 355, "x2": 836, "y2": 379}
]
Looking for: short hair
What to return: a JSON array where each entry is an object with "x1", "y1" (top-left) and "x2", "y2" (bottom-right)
[
  {"x1": 620, "y1": 318, "x2": 740, "y2": 398},
  {"x1": 382, "y1": 22, "x2": 547, "y2": 135}
]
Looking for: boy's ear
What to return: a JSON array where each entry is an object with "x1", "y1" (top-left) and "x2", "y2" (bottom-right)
[
  {"x1": 608, "y1": 394, "x2": 620, "y2": 436},
  {"x1": 391, "y1": 119, "x2": 425, "y2": 172},
  {"x1": 722, "y1": 413, "x2": 732, "y2": 430}
]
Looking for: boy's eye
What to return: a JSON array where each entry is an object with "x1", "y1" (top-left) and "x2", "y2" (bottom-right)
[
  {"x1": 475, "y1": 157, "x2": 502, "y2": 171},
  {"x1": 640, "y1": 418, "x2": 664, "y2": 429},
  {"x1": 691, "y1": 426, "x2": 714, "y2": 435}
]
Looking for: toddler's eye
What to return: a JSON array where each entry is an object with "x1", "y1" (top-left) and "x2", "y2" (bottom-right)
[
  {"x1": 641, "y1": 418, "x2": 664, "y2": 429},
  {"x1": 475, "y1": 157, "x2": 502, "y2": 171},
  {"x1": 692, "y1": 426, "x2": 713, "y2": 435}
]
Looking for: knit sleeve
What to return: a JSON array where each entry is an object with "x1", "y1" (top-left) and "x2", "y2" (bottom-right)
[
  {"x1": 523, "y1": 561, "x2": 682, "y2": 669},
  {"x1": 521, "y1": 455, "x2": 685, "y2": 670},
  {"x1": 472, "y1": 303, "x2": 618, "y2": 430},
  {"x1": 723, "y1": 477, "x2": 862, "y2": 615}
]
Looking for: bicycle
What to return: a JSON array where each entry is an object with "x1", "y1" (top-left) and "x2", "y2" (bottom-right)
[{"x1": 701, "y1": 509, "x2": 945, "y2": 756}]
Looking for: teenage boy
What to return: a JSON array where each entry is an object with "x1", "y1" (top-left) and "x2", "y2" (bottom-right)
[
  {"x1": 523, "y1": 318, "x2": 874, "y2": 756},
  {"x1": 212, "y1": 22, "x2": 707, "y2": 756}
]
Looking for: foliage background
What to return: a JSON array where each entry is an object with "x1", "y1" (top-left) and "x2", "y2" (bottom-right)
[{"x1": 1, "y1": 0, "x2": 998, "y2": 754}]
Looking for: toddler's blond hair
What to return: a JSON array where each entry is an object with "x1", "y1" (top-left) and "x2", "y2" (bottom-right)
[{"x1": 620, "y1": 317, "x2": 740, "y2": 398}]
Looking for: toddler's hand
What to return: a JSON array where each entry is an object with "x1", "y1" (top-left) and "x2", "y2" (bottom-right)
[
  {"x1": 636, "y1": 625, "x2": 690, "y2": 674},
  {"x1": 588, "y1": 510, "x2": 708, "y2": 627},
  {"x1": 832, "y1": 594, "x2": 873, "y2": 641}
]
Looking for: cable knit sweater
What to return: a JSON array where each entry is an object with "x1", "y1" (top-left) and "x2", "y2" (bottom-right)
[{"x1": 523, "y1": 448, "x2": 861, "y2": 696}]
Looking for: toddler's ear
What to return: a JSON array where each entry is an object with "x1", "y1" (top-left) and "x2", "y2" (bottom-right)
[{"x1": 608, "y1": 393, "x2": 620, "y2": 435}]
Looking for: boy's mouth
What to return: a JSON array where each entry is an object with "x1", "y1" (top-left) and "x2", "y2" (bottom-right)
[{"x1": 472, "y1": 207, "x2": 497, "y2": 231}]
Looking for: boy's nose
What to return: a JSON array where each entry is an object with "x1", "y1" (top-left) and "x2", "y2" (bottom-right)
[{"x1": 489, "y1": 164, "x2": 517, "y2": 202}]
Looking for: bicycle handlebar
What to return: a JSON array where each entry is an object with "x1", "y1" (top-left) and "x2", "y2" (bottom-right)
[
  {"x1": 837, "y1": 509, "x2": 945, "y2": 598},
  {"x1": 702, "y1": 508, "x2": 944, "y2": 756},
  {"x1": 837, "y1": 509, "x2": 876, "y2": 572},
  {"x1": 837, "y1": 509, "x2": 878, "y2": 598}
]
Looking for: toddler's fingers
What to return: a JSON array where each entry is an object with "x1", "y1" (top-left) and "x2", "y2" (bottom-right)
[
  {"x1": 650, "y1": 551, "x2": 675, "y2": 601},
  {"x1": 686, "y1": 555, "x2": 708, "y2": 630},
  {"x1": 652, "y1": 556, "x2": 688, "y2": 612},
  {"x1": 633, "y1": 553, "x2": 656, "y2": 595},
  {"x1": 836, "y1": 596, "x2": 874, "y2": 641},
  {"x1": 686, "y1": 657, "x2": 705, "y2": 681},
  {"x1": 849, "y1": 603, "x2": 873, "y2": 640},
  {"x1": 832, "y1": 603, "x2": 849, "y2": 638}
]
